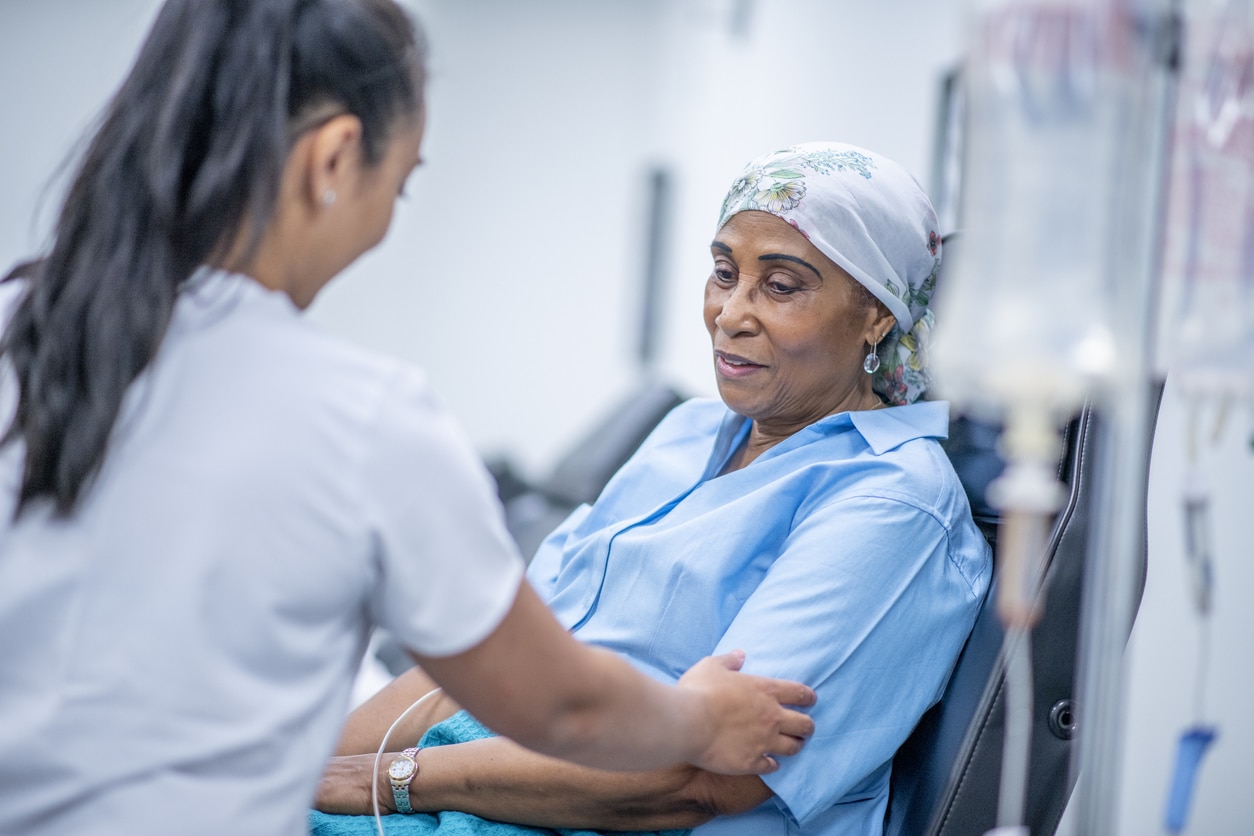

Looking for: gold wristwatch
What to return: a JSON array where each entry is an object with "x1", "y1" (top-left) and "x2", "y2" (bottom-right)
[{"x1": 387, "y1": 747, "x2": 420, "y2": 814}]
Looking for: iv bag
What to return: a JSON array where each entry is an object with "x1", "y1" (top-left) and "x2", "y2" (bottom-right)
[
  {"x1": 1160, "y1": 0, "x2": 1254, "y2": 393},
  {"x1": 933, "y1": 0, "x2": 1140, "y2": 418}
]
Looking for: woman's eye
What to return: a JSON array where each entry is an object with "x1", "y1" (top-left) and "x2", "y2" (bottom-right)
[
  {"x1": 768, "y1": 281, "x2": 798, "y2": 295},
  {"x1": 713, "y1": 267, "x2": 735, "y2": 282}
]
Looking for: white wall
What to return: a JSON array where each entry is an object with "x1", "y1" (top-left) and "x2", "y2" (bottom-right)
[
  {"x1": 0, "y1": 1, "x2": 163, "y2": 268},
  {"x1": 639, "y1": 0, "x2": 966, "y2": 399},
  {"x1": 310, "y1": 0, "x2": 665, "y2": 476},
  {"x1": 0, "y1": 1, "x2": 1250, "y2": 833},
  {"x1": 1112, "y1": 381, "x2": 1254, "y2": 836}
]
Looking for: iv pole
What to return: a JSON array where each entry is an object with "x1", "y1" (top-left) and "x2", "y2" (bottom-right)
[{"x1": 1070, "y1": 2, "x2": 1182, "y2": 833}]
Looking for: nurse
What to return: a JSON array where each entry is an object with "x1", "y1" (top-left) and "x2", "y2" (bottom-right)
[{"x1": 0, "y1": 2, "x2": 814, "y2": 835}]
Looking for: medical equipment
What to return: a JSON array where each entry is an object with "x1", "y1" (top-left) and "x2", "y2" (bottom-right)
[
  {"x1": 939, "y1": 0, "x2": 1129, "y2": 627},
  {"x1": 1162, "y1": 399, "x2": 1221, "y2": 834},
  {"x1": 934, "y1": 0, "x2": 1179, "y2": 833},
  {"x1": 1154, "y1": 0, "x2": 1254, "y2": 827},
  {"x1": 371, "y1": 687, "x2": 444, "y2": 836},
  {"x1": 1166, "y1": 0, "x2": 1254, "y2": 394}
]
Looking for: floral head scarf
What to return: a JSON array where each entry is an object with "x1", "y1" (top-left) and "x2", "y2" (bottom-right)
[{"x1": 717, "y1": 142, "x2": 941, "y2": 405}]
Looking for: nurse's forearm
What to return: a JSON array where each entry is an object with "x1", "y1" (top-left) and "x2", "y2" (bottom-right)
[{"x1": 415, "y1": 582, "x2": 815, "y2": 775}]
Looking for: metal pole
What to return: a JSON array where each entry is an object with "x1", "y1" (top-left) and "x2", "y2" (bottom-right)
[{"x1": 1071, "y1": 4, "x2": 1182, "y2": 833}]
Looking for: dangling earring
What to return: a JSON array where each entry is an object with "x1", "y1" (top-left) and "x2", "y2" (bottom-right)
[
  {"x1": 863, "y1": 333, "x2": 882, "y2": 375},
  {"x1": 322, "y1": 189, "x2": 337, "y2": 207}
]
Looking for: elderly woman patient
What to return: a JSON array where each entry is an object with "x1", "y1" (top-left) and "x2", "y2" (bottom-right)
[{"x1": 312, "y1": 142, "x2": 991, "y2": 835}]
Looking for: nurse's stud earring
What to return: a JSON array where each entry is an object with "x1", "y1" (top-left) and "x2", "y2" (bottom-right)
[{"x1": 322, "y1": 189, "x2": 337, "y2": 207}]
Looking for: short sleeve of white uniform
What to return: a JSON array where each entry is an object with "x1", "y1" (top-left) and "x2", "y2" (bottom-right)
[{"x1": 359, "y1": 366, "x2": 524, "y2": 658}]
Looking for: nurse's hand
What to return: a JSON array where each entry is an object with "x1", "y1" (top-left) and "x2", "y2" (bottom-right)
[
  {"x1": 676, "y1": 650, "x2": 816, "y2": 776},
  {"x1": 418, "y1": 582, "x2": 811, "y2": 775}
]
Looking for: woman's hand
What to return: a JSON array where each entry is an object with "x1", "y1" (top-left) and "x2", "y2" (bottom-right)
[
  {"x1": 314, "y1": 753, "x2": 394, "y2": 816},
  {"x1": 316, "y1": 737, "x2": 774, "y2": 829},
  {"x1": 677, "y1": 650, "x2": 816, "y2": 775}
]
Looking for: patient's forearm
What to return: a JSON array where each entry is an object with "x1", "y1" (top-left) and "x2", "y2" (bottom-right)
[
  {"x1": 407, "y1": 737, "x2": 771, "y2": 830},
  {"x1": 316, "y1": 736, "x2": 771, "y2": 828}
]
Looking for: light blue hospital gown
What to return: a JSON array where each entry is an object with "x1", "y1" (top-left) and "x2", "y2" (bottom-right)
[{"x1": 315, "y1": 397, "x2": 991, "y2": 836}]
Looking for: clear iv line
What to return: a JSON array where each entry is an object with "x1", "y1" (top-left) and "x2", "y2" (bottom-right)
[
  {"x1": 371, "y1": 686, "x2": 444, "y2": 836},
  {"x1": 1193, "y1": 618, "x2": 1210, "y2": 726}
]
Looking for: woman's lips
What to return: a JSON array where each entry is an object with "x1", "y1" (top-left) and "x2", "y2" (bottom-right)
[{"x1": 715, "y1": 351, "x2": 766, "y2": 379}]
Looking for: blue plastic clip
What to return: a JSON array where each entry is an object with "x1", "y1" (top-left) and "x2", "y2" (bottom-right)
[{"x1": 1164, "y1": 725, "x2": 1218, "y2": 832}]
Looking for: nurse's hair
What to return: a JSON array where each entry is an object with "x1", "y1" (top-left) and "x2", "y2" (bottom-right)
[{"x1": 0, "y1": 0, "x2": 427, "y2": 517}]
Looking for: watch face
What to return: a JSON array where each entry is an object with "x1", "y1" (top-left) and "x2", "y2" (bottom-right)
[{"x1": 388, "y1": 756, "x2": 416, "y2": 782}]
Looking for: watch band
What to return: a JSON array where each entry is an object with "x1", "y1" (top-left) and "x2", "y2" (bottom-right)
[{"x1": 387, "y1": 746, "x2": 420, "y2": 814}]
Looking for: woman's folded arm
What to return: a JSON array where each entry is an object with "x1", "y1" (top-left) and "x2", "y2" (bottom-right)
[{"x1": 316, "y1": 735, "x2": 773, "y2": 830}]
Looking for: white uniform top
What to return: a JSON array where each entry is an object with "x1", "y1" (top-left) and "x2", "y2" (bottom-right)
[{"x1": 0, "y1": 270, "x2": 525, "y2": 836}]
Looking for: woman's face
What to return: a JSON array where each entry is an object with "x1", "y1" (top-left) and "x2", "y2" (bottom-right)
[
  {"x1": 340, "y1": 106, "x2": 427, "y2": 262},
  {"x1": 284, "y1": 106, "x2": 426, "y2": 308},
  {"x1": 704, "y1": 210, "x2": 887, "y2": 429}
]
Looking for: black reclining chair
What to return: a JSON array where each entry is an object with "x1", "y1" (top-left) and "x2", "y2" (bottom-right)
[{"x1": 885, "y1": 389, "x2": 1163, "y2": 835}]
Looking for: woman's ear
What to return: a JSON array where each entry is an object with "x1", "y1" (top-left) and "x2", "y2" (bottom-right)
[
  {"x1": 864, "y1": 303, "x2": 896, "y2": 347},
  {"x1": 303, "y1": 114, "x2": 365, "y2": 211}
]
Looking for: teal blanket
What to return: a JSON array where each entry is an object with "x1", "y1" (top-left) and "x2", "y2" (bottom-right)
[{"x1": 308, "y1": 710, "x2": 689, "y2": 836}]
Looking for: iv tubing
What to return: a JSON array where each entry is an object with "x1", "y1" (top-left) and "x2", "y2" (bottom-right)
[
  {"x1": 986, "y1": 406, "x2": 1063, "y2": 835},
  {"x1": 372, "y1": 686, "x2": 444, "y2": 836},
  {"x1": 997, "y1": 626, "x2": 1035, "y2": 830}
]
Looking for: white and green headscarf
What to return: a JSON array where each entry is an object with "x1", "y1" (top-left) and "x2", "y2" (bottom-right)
[{"x1": 717, "y1": 141, "x2": 941, "y2": 405}]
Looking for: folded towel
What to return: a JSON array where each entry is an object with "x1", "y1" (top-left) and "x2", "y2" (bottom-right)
[{"x1": 308, "y1": 710, "x2": 689, "y2": 836}]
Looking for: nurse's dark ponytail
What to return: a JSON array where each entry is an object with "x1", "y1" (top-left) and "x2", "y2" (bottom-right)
[{"x1": 1, "y1": 0, "x2": 426, "y2": 517}]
